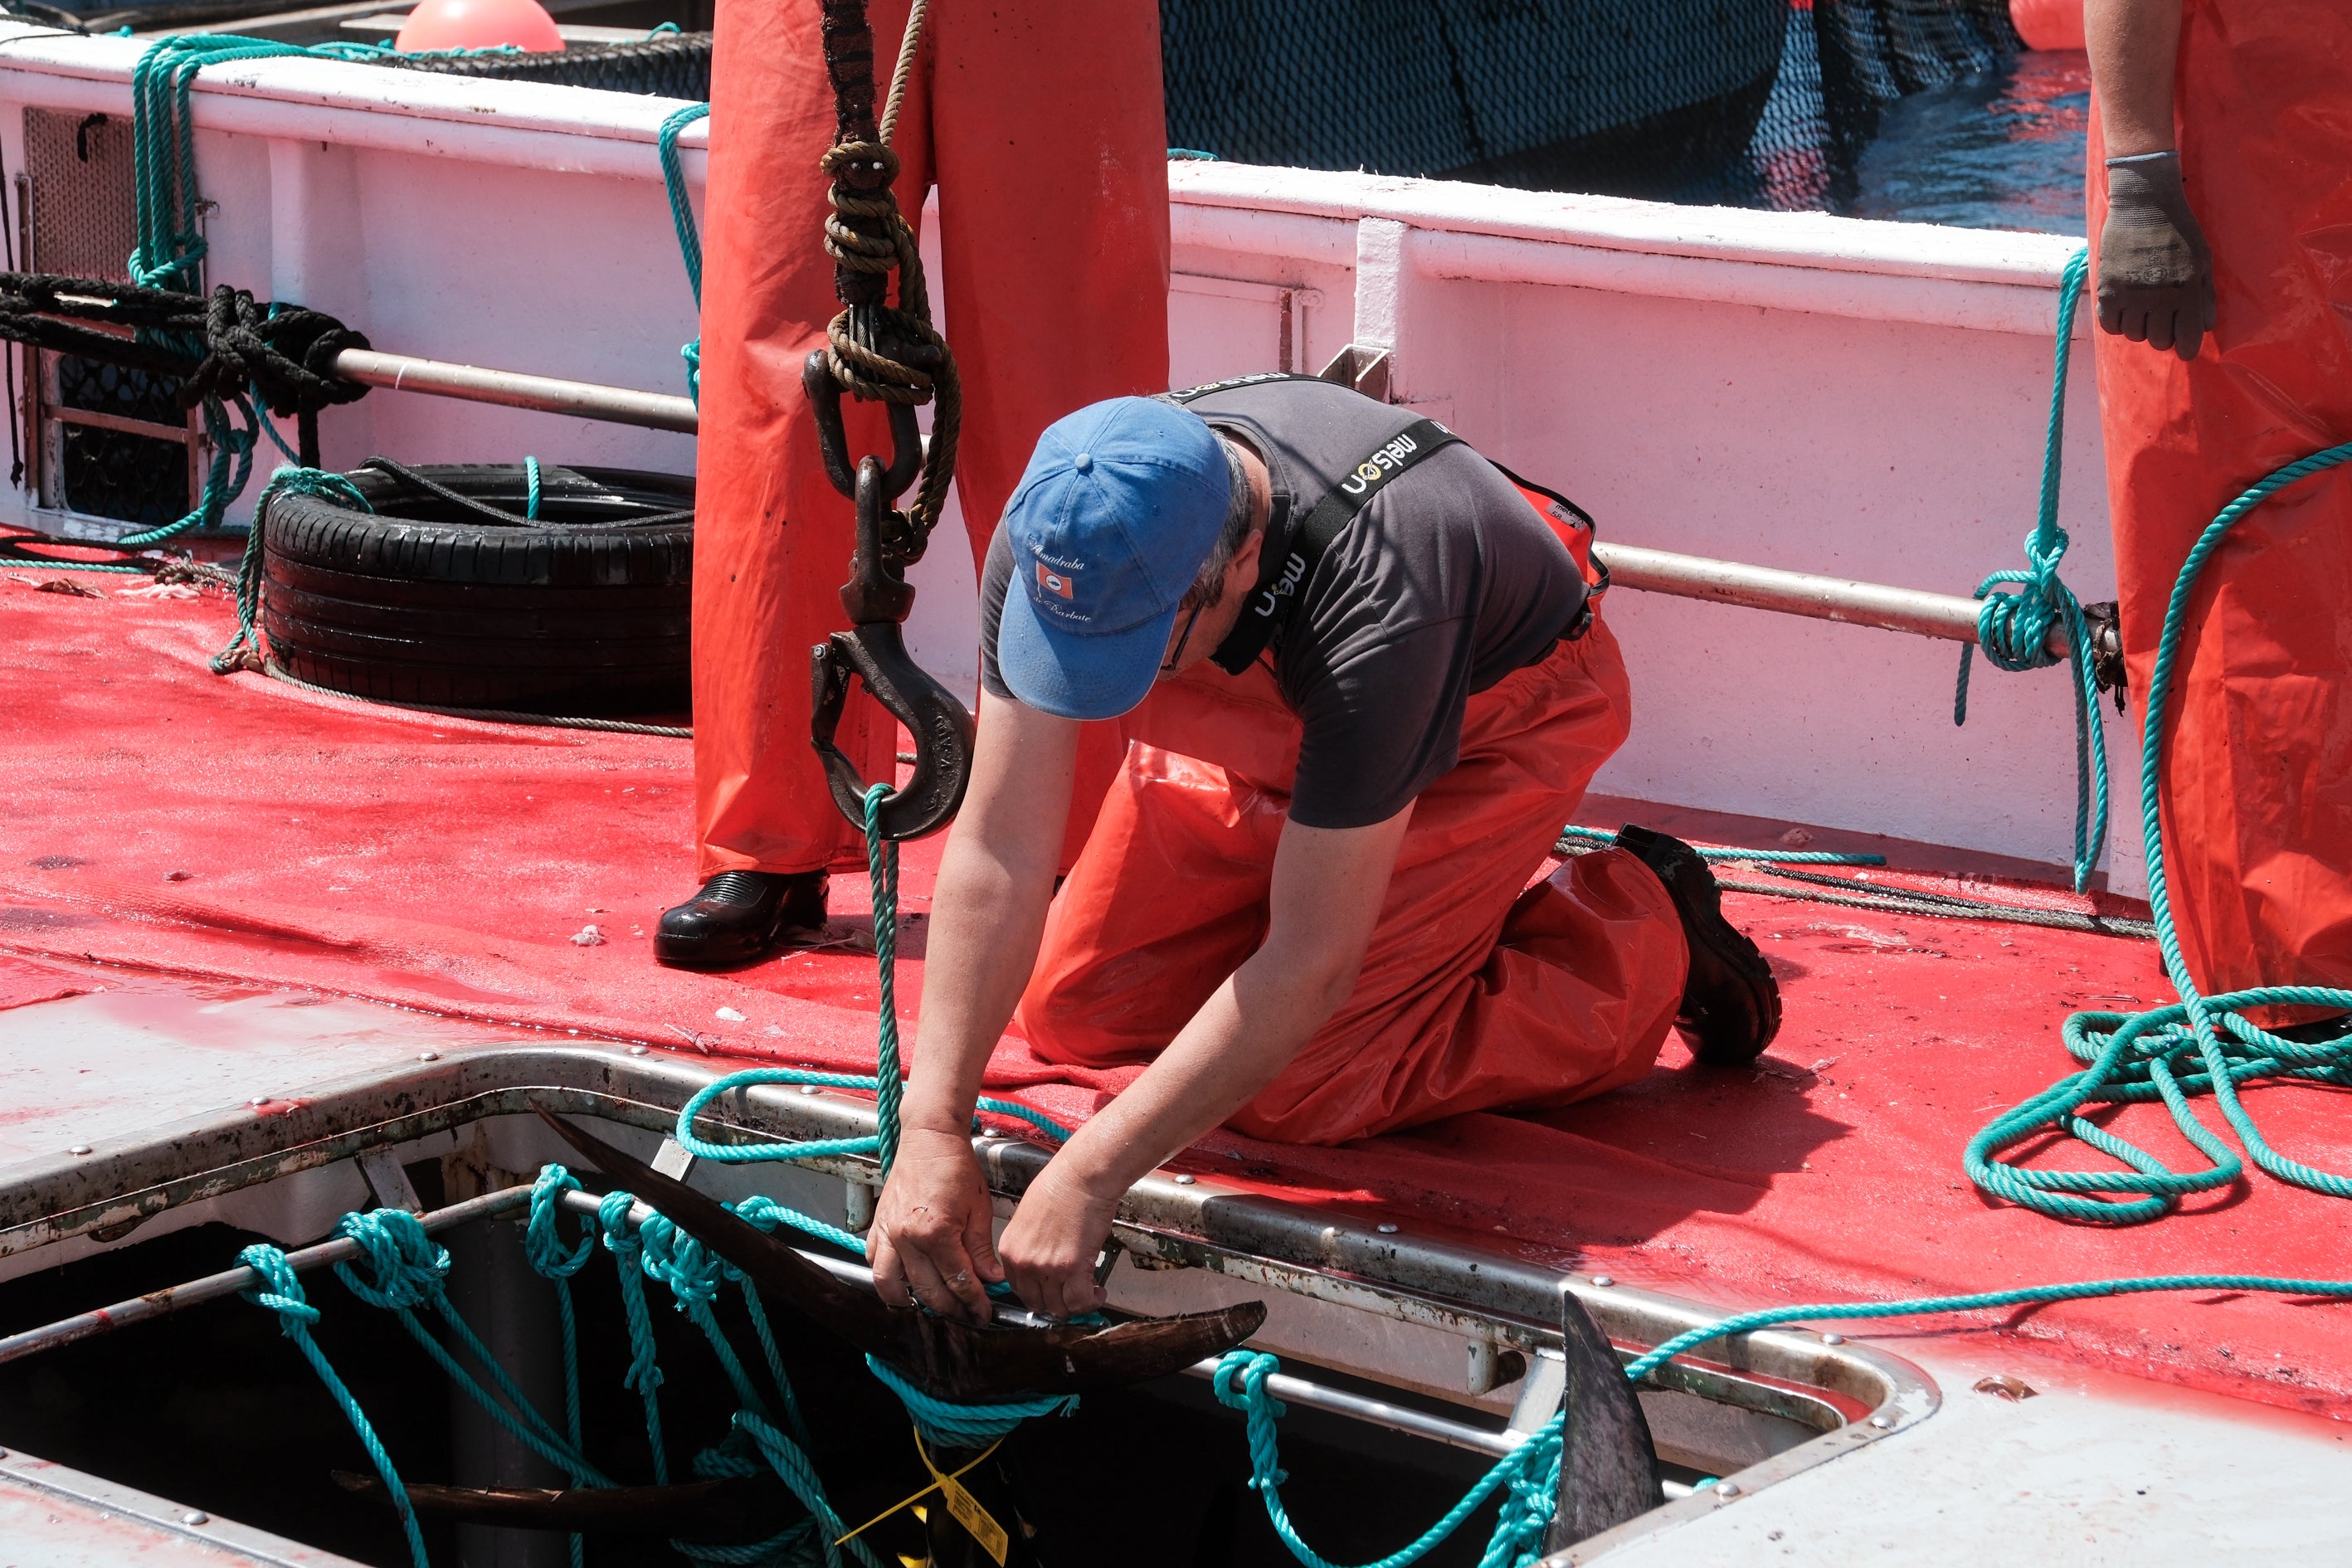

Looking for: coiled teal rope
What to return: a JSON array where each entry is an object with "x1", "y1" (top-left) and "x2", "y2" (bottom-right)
[
  {"x1": 240, "y1": 1243, "x2": 431, "y2": 1568},
  {"x1": 864, "y1": 1356, "x2": 1076, "y2": 1449},
  {"x1": 1953, "y1": 246, "x2": 2110, "y2": 893},
  {"x1": 523, "y1": 455, "x2": 543, "y2": 520},
  {"x1": 1969, "y1": 439, "x2": 2352, "y2": 1220},
  {"x1": 659, "y1": 101, "x2": 711, "y2": 402}
]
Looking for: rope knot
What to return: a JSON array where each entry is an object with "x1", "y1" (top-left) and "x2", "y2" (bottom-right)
[
  {"x1": 334, "y1": 1207, "x2": 450, "y2": 1311},
  {"x1": 238, "y1": 1243, "x2": 322, "y2": 1327},
  {"x1": 524, "y1": 1163, "x2": 595, "y2": 1279}
]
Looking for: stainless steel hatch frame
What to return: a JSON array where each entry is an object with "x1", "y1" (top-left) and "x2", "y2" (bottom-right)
[{"x1": 0, "y1": 1045, "x2": 1940, "y2": 1561}]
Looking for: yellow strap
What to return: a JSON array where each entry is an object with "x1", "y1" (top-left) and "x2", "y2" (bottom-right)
[{"x1": 833, "y1": 1433, "x2": 1002, "y2": 1552}]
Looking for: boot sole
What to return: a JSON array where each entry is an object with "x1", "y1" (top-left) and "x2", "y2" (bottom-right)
[{"x1": 1619, "y1": 825, "x2": 1782, "y2": 1065}]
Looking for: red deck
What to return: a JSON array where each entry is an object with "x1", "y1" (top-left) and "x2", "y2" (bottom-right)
[{"x1": 5, "y1": 577, "x2": 2349, "y2": 1421}]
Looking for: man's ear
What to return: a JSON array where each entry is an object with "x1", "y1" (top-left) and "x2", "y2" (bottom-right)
[{"x1": 1225, "y1": 528, "x2": 1265, "y2": 598}]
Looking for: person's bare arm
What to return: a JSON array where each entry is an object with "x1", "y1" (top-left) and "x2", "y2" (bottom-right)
[
  {"x1": 867, "y1": 692, "x2": 1077, "y2": 1320},
  {"x1": 2086, "y1": 0, "x2": 2179, "y2": 157},
  {"x1": 2086, "y1": 0, "x2": 2212, "y2": 358},
  {"x1": 996, "y1": 805, "x2": 1415, "y2": 1319}
]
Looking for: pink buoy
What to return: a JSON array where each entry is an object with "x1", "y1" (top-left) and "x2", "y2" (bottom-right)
[
  {"x1": 2009, "y1": 0, "x2": 2084, "y2": 51},
  {"x1": 396, "y1": 0, "x2": 564, "y2": 53}
]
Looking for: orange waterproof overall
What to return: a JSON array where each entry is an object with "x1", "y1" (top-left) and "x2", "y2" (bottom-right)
[
  {"x1": 691, "y1": 0, "x2": 1165, "y2": 879},
  {"x1": 2090, "y1": 0, "x2": 2352, "y2": 997},
  {"x1": 1018, "y1": 611, "x2": 1691, "y2": 1147}
]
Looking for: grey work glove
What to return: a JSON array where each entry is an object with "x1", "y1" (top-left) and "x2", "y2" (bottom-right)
[{"x1": 2097, "y1": 153, "x2": 2216, "y2": 361}]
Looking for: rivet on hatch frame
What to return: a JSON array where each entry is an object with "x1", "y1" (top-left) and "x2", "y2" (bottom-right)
[
  {"x1": 182, "y1": 1512, "x2": 210, "y2": 1526},
  {"x1": 629, "y1": 1045, "x2": 650, "y2": 1057},
  {"x1": 799, "y1": 1084, "x2": 822, "y2": 1095},
  {"x1": 1712, "y1": 1483, "x2": 1740, "y2": 1500},
  {"x1": 68, "y1": 1145, "x2": 90, "y2": 1156},
  {"x1": 1173, "y1": 1174, "x2": 1196, "y2": 1186},
  {"x1": 1376, "y1": 1223, "x2": 1399, "y2": 1234},
  {"x1": 1590, "y1": 1275, "x2": 1614, "y2": 1288},
  {"x1": 1869, "y1": 1415, "x2": 1894, "y2": 1429},
  {"x1": 1821, "y1": 1332, "x2": 1845, "y2": 1345},
  {"x1": 418, "y1": 1050, "x2": 440, "y2": 1062}
]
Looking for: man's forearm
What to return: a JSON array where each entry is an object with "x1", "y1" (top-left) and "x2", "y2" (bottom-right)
[
  {"x1": 2087, "y1": 0, "x2": 2181, "y2": 157},
  {"x1": 901, "y1": 831, "x2": 1058, "y2": 1134},
  {"x1": 900, "y1": 693, "x2": 1078, "y2": 1138},
  {"x1": 1044, "y1": 937, "x2": 1344, "y2": 1193}
]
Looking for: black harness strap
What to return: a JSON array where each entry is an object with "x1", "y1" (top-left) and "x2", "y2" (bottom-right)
[{"x1": 1162, "y1": 373, "x2": 1461, "y2": 674}]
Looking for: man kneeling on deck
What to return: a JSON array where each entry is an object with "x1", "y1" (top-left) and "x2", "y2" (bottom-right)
[{"x1": 871, "y1": 377, "x2": 1780, "y2": 1321}]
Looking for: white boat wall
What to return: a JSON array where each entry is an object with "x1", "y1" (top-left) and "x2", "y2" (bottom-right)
[{"x1": 0, "y1": 22, "x2": 2135, "y2": 901}]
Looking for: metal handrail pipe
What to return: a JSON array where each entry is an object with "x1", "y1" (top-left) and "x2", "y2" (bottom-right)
[
  {"x1": 330, "y1": 348, "x2": 700, "y2": 435},
  {"x1": 1592, "y1": 540, "x2": 2072, "y2": 660},
  {"x1": 0, "y1": 1183, "x2": 535, "y2": 1367}
]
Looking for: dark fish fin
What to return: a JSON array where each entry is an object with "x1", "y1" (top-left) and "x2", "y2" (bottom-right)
[
  {"x1": 1544, "y1": 1284, "x2": 1662, "y2": 1551},
  {"x1": 533, "y1": 1103, "x2": 1264, "y2": 1403}
]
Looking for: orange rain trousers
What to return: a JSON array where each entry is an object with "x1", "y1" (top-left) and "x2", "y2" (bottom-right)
[
  {"x1": 691, "y1": 0, "x2": 1165, "y2": 879},
  {"x1": 1017, "y1": 619, "x2": 1691, "y2": 1145},
  {"x1": 2089, "y1": 0, "x2": 2352, "y2": 997}
]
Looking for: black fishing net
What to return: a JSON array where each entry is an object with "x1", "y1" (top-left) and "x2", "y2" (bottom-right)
[{"x1": 350, "y1": 0, "x2": 2031, "y2": 217}]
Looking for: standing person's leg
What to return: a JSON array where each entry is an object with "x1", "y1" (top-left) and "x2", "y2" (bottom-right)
[
  {"x1": 932, "y1": 0, "x2": 1171, "y2": 871},
  {"x1": 667, "y1": 0, "x2": 928, "y2": 966},
  {"x1": 2089, "y1": 0, "x2": 2352, "y2": 1002}
]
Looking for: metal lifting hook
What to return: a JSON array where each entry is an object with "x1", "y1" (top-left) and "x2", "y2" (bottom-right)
[{"x1": 805, "y1": 353, "x2": 976, "y2": 840}]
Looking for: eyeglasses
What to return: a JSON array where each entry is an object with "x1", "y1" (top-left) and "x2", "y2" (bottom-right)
[{"x1": 1159, "y1": 600, "x2": 1207, "y2": 674}]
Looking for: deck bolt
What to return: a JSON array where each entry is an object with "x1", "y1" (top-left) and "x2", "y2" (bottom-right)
[
  {"x1": 69, "y1": 1145, "x2": 91, "y2": 1156},
  {"x1": 628, "y1": 1045, "x2": 650, "y2": 1057},
  {"x1": 417, "y1": 1050, "x2": 439, "y2": 1062},
  {"x1": 799, "y1": 1084, "x2": 822, "y2": 1095},
  {"x1": 1376, "y1": 1223, "x2": 1399, "y2": 1234},
  {"x1": 182, "y1": 1511, "x2": 210, "y2": 1526},
  {"x1": 1173, "y1": 1174, "x2": 1196, "y2": 1186},
  {"x1": 250, "y1": 1096, "x2": 271, "y2": 1107},
  {"x1": 1712, "y1": 1483, "x2": 1740, "y2": 1500},
  {"x1": 1820, "y1": 1332, "x2": 1845, "y2": 1345},
  {"x1": 1590, "y1": 1275, "x2": 1614, "y2": 1288},
  {"x1": 1869, "y1": 1415, "x2": 1893, "y2": 1429}
]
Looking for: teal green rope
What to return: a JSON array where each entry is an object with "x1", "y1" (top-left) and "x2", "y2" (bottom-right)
[
  {"x1": 1953, "y1": 246, "x2": 2109, "y2": 893},
  {"x1": 1215, "y1": 1351, "x2": 1561, "y2": 1568},
  {"x1": 524, "y1": 455, "x2": 543, "y2": 520},
  {"x1": 523, "y1": 1166, "x2": 596, "y2": 1568},
  {"x1": 130, "y1": 36, "x2": 308, "y2": 290},
  {"x1": 862, "y1": 782, "x2": 905, "y2": 1174},
  {"x1": 1969, "y1": 440, "x2": 2352, "y2": 1220},
  {"x1": 658, "y1": 101, "x2": 710, "y2": 402},
  {"x1": 1619, "y1": 1272, "x2": 2352, "y2": 1385},
  {"x1": 241, "y1": 1243, "x2": 431, "y2": 1568},
  {"x1": 210, "y1": 465, "x2": 370, "y2": 673},
  {"x1": 1556, "y1": 825, "x2": 1885, "y2": 868},
  {"x1": 334, "y1": 1208, "x2": 613, "y2": 1488},
  {"x1": 864, "y1": 1356, "x2": 1075, "y2": 1448},
  {"x1": 597, "y1": 1189, "x2": 674, "y2": 1483}
]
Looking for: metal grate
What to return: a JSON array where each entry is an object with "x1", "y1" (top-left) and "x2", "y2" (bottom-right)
[
  {"x1": 22, "y1": 108, "x2": 137, "y2": 285},
  {"x1": 18, "y1": 108, "x2": 197, "y2": 538}
]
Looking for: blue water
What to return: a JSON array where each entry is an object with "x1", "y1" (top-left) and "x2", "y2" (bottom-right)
[{"x1": 1843, "y1": 51, "x2": 2090, "y2": 235}]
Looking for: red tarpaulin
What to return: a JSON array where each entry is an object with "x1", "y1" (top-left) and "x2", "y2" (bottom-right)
[{"x1": 2, "y1": 578, "x2": 2347, "y2": 1420}]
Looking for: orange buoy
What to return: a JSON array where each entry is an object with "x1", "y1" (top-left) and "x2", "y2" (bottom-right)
[
  {"x1": 397, "y1": 0, "x2": 564, "y2": 53},
  {"x1": 2009, "y1": 0, "x2": 2083, "y2": 51}
]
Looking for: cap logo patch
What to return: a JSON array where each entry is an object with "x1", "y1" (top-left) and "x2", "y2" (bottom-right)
[{"x1": 1035, "y1": 560, "x2": 1077, "y2": 601}]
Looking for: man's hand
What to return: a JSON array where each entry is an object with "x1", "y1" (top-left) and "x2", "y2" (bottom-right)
[
  {"x1": 869, "y1": 1127, "x2": 1004, "y2": 1322},
  {"x1": 2098, "y1": 153, "x2": 2216, "y2": 360},
  {"x1": 997, "y1": 1160, "x2": 1122, "y2": 1322}
]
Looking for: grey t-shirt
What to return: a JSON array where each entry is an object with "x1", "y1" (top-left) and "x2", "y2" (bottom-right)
[{"x1": 980, "y1": 377, "x2": 1589, "y2": 828}]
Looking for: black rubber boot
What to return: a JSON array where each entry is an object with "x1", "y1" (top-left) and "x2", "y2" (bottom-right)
[
  {"x1": 655, "y1": 869, "x2": 828, "y2": 970},
  {"x1": 1615, "y1": 825, "x2": 1781, "y2": 1066}
]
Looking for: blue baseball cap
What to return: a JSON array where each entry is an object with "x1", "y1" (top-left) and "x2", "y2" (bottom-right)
[{"x1": 996, "y1": 396, "x2": 1233, "y2": 721}]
